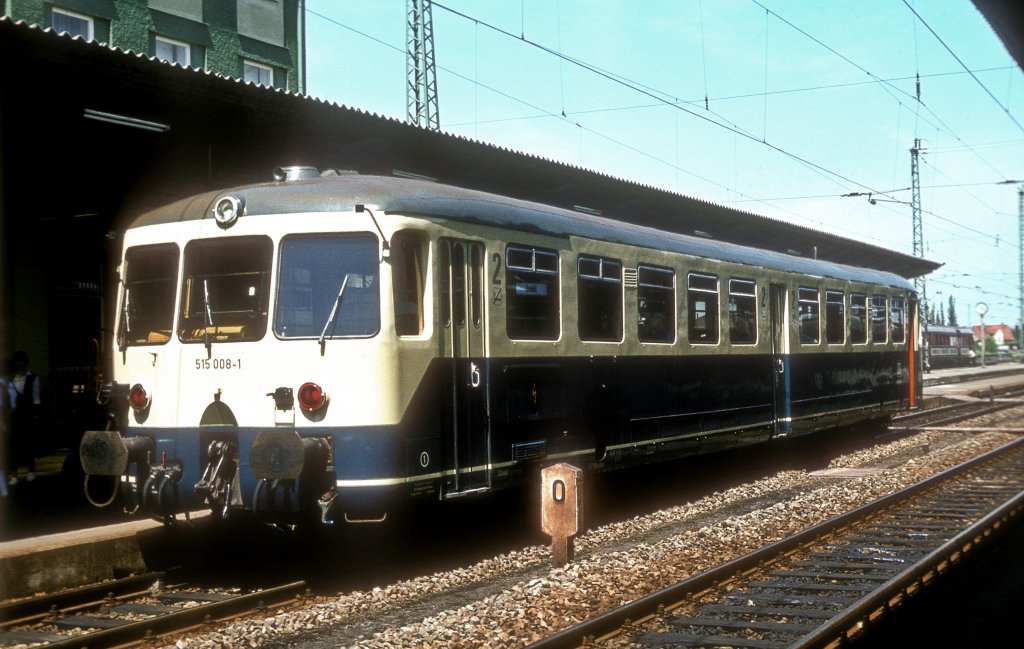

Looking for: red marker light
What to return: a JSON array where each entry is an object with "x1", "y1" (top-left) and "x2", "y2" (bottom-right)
[
  {"x1": 129, "y1": 383, "x2": 150, "y2": 411},
  {"x1": 297, "y1": 382, "x2": 326, "y2": 412}
]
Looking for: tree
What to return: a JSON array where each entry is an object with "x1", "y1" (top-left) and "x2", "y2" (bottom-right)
[
  {"x1": 977, "y1": 333, "x2": 998, "y2": 355},
  {"x1": 947, "y1": 296, "x2": 958, "y2": 326}
]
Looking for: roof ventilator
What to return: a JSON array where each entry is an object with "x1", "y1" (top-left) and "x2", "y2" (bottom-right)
[{"x1": 272, "y1": 166, "x2": 321, "y2": 182}]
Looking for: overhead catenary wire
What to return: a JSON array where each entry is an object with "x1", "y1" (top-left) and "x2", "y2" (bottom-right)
[
  {"x1": 429, "y1": 1, "x2": 1018, "y2": 251},
  {"x1": 303, "y1": 2, "x2": 1020, "y2": 321},
  {"x1": 902, "y1": 0, "x2": 1024, "y2": 135}
]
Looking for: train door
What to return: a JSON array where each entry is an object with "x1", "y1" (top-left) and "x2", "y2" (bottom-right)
[
  {"x1": 908, "y1": 296, "x2": 920, "y2": 408},
  {"x1": 769, "y1": 283, "x2": 792, "y2": 438},
  {"x1": 439, "y1": 238, "x2": 491, "y2": 496}
]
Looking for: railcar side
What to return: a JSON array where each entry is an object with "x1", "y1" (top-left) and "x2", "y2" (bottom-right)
[
  {"x1": 80, "y1": 172, "x2": 921, "y2": 526},
  {"x1": 926, "y1": 325, "x2": 976, "y2": 369}
]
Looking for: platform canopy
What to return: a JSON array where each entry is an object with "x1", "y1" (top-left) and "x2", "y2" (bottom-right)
[{"x1": 0, "y1": 17, "x2": 940, "y2": 281}]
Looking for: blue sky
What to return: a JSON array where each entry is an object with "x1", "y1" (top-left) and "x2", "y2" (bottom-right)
[{"x1": 305, "y1": 1, "x2": 1024, "y2": 331}]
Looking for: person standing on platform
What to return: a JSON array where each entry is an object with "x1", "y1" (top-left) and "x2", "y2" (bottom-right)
[
  {"x1": 6, "y1": 351, "x2": 41, "y2": 485},
  {"x1": 0, "y1": 372, "x2": 9, "y2": 496}
]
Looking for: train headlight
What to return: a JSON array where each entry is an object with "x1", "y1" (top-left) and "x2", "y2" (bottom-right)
[
  {"x1": 297, "y1": 382, "x2": 327, "y2": 412},
  {"x1": 212, "y1": 195, "x2": 244, "y2": 228},
  {"x1": 128, "y1": 383, "x2": 150, "y2": 412}
]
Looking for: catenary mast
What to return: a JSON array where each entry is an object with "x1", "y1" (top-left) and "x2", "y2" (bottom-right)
[{"x1": 407, "y1": 0, "x2": 440, "y2": 130}]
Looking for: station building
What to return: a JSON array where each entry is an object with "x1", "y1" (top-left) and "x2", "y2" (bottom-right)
[{"x1": 4, "y1": 0, "x2": 305, "y2": 92}]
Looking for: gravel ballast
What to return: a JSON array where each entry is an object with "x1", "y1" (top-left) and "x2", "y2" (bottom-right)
[{"x1": 165, "y1": 411, "x2": 1023, "y2": 649}]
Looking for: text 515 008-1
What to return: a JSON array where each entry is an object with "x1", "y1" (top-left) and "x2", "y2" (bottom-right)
[{"x1": 195, "y1": 358, "x2": 242, "y2": 370}]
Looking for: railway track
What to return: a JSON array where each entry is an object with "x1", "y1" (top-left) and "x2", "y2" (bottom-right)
[
  {"x1": 890, "y1": 383, "x2": 1024, "y2": 431},
  {"x1": 2, "y1": 396, "x2": 1021, "y2": 648},
  {"x1": 525, "y1": 436, "x2": 1024, "y2": 649},
  {"x1": 0, "y1": 574, "x2": 308, "y2": 648}
]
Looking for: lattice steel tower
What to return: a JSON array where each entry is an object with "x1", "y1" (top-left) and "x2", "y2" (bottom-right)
[
  {"x1": 910, "y1": 138, "x2": 924, "y2": 288},
  {"x1": 407, "y1": 0, "x2": 439, "y2": 130},
  {"x1": 911, "y1": 138, "x2": 929, "y2": 368}
]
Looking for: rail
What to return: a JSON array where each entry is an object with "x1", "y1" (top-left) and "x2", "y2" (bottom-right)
[
  {"x1": 525, "y1": 437, "x2": 1024, "y2": 649},
  {"x1": 0, "y1": 577, "x2": 308, "y2": 648}
]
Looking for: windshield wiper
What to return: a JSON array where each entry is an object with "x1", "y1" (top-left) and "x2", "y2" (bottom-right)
[
  {"x1": 118, "y1": 285, "x2": 131, "y2": 352},
  {"x1": 203, "y1": 278, "x2": 214, "y2": 358},
  {"x1": 319, "y1": 275, "x2": 350, "y2": 355}
]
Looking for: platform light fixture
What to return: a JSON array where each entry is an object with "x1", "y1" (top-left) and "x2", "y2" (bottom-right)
[{"x1": 83, "y1": 109, "x2": 170, "y2": 133}]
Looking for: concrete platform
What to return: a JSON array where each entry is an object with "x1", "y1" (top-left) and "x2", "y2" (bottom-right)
[{"x1": 1, "y1": 517, "x2": 161, "y2": 600}]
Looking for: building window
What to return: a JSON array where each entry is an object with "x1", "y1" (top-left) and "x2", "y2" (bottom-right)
[
  {"x1": 687, "y1": 272, "x2": 719, "y2": 344},
  {"x1": 578, "y1": 255, "x2": 623, "y2": 342},
  {"x1": 798, "y1": 287, "x2": 820, "y2": 344},
  {"x1": 506, "y1": 244, "x2": 560, "y2": 340},
  {"x1": 825, "y1": 290, "x2": 845, "y2": 344},
  {"x1": 637, "y1": 265, "x2": 675, "y2": 343},
  {"x1": 728, "y1": 278, "x2": 757, "y2": 345},
  {"x1": 243, "y1": 60, "x2": 274, "y2": 87},
  {"x1": 155, "y1": 36, "x2": 191, "y2": 66},
  {"x1": 52, "y1": 8, "x2": 94, "y2": 40}
]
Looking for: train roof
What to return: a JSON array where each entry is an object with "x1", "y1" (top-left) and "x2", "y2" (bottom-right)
[
  {"x1": 135, "y1": 173, "x2": 915, "y2": 291},
  {"x1": 927, "y1": 325, "x2": 975, "y2": 334}
]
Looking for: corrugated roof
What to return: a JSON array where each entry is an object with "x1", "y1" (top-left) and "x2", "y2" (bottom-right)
[{"x1": 0, "y1": 17, "x2": 941, "y2": 279}]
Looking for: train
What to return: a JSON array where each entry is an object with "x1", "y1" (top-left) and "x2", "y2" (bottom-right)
[
  {"x1": 79, "y1": 167, "x2": 923, "y2": 527},
  {"x1": 926, "y1": 325, "x2": 975, "y2": 369}
]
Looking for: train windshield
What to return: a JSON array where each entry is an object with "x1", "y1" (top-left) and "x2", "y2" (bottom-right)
[
  {"x1": 274, "y1": 234, "x2": 380, "y2": 339},
  {"x1": 178, "y1": 236, "x2": 272, "y2": 344},
  {"x1": 119, "y1": 244, "x2": 179, "y2": 347}
]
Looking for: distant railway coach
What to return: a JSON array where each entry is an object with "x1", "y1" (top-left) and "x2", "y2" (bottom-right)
[
  {"x1": 79, "y1": 169, "x2": 926, "y2": 528},
  {"x1": 926, "y1": 325, "x2": 976, "y2": 368}
]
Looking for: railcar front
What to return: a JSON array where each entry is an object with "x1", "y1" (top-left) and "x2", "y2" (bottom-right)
[{"x1": 79, "y1": 180, "x2": 433, "y2": 525}]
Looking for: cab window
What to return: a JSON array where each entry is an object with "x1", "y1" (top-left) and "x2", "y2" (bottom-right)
[
  {"x1": 180, "y1": 236, "x2": 273, "y2": 343},
  {"x1": 120, "y1": 243, "x2": 179, "y2": 347},
  {"x1": 274, "y1": 234, "x2": 380, "y2": 339},
  {"x1": 392, "y1": 231, "x2": 427, "y2": 336}
]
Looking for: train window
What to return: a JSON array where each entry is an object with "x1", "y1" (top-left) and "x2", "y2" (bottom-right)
[
  {"x1": 638, "y1": 265, "x2": 675, "y2": 343},
  {"x1": 825, "y1": 290, "x2": 845, "y2": 344},
  {"x1": 871, "y1": 294, "x2": 888, "y2": 343},
  {"x1": 849, "y1": 293, "x2": 867, "y2": 344},
  {"x1": 470, "y1": 244, "x2": 483, "y2": 328},
  {"x1": 273, "y1": 234, "x2": 380, "y2": 339},
  {"x1": 798, "y1": 288, "x2": 820, "y2": 344},
  {"x1": 728, "y1": 279, "x2": 757, "y2": 345},
  {"x1": 687, "y1": 273, "x2": 719, "y2": 344},
  {"x1": 119, "y1": 244, "x2": 179, "y2": 347},
  {"x1": 451, "y1": 242, "x2": 467, "y2": 328},
  {"x1": 506, "y1": 244, "x2": 560, "y2": 340},
  {"x1": 578, "y1": 255, "x2": 623, "y2": 342},
  {"x1": 392, "y1": 231, "x2": 427, "y2": 336},
  {"x1": 440, "y1": 242, "x2": 452, "y2": 327},
  {"x1": 890, "y1": 296, "x2": 906, "y2": 343},
  {"x1": 440, "y1": 239, "x2": 485, "y2": 330},
  {"x1": 180, "y1": 236, "x2": 273, "y2": 343}
]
